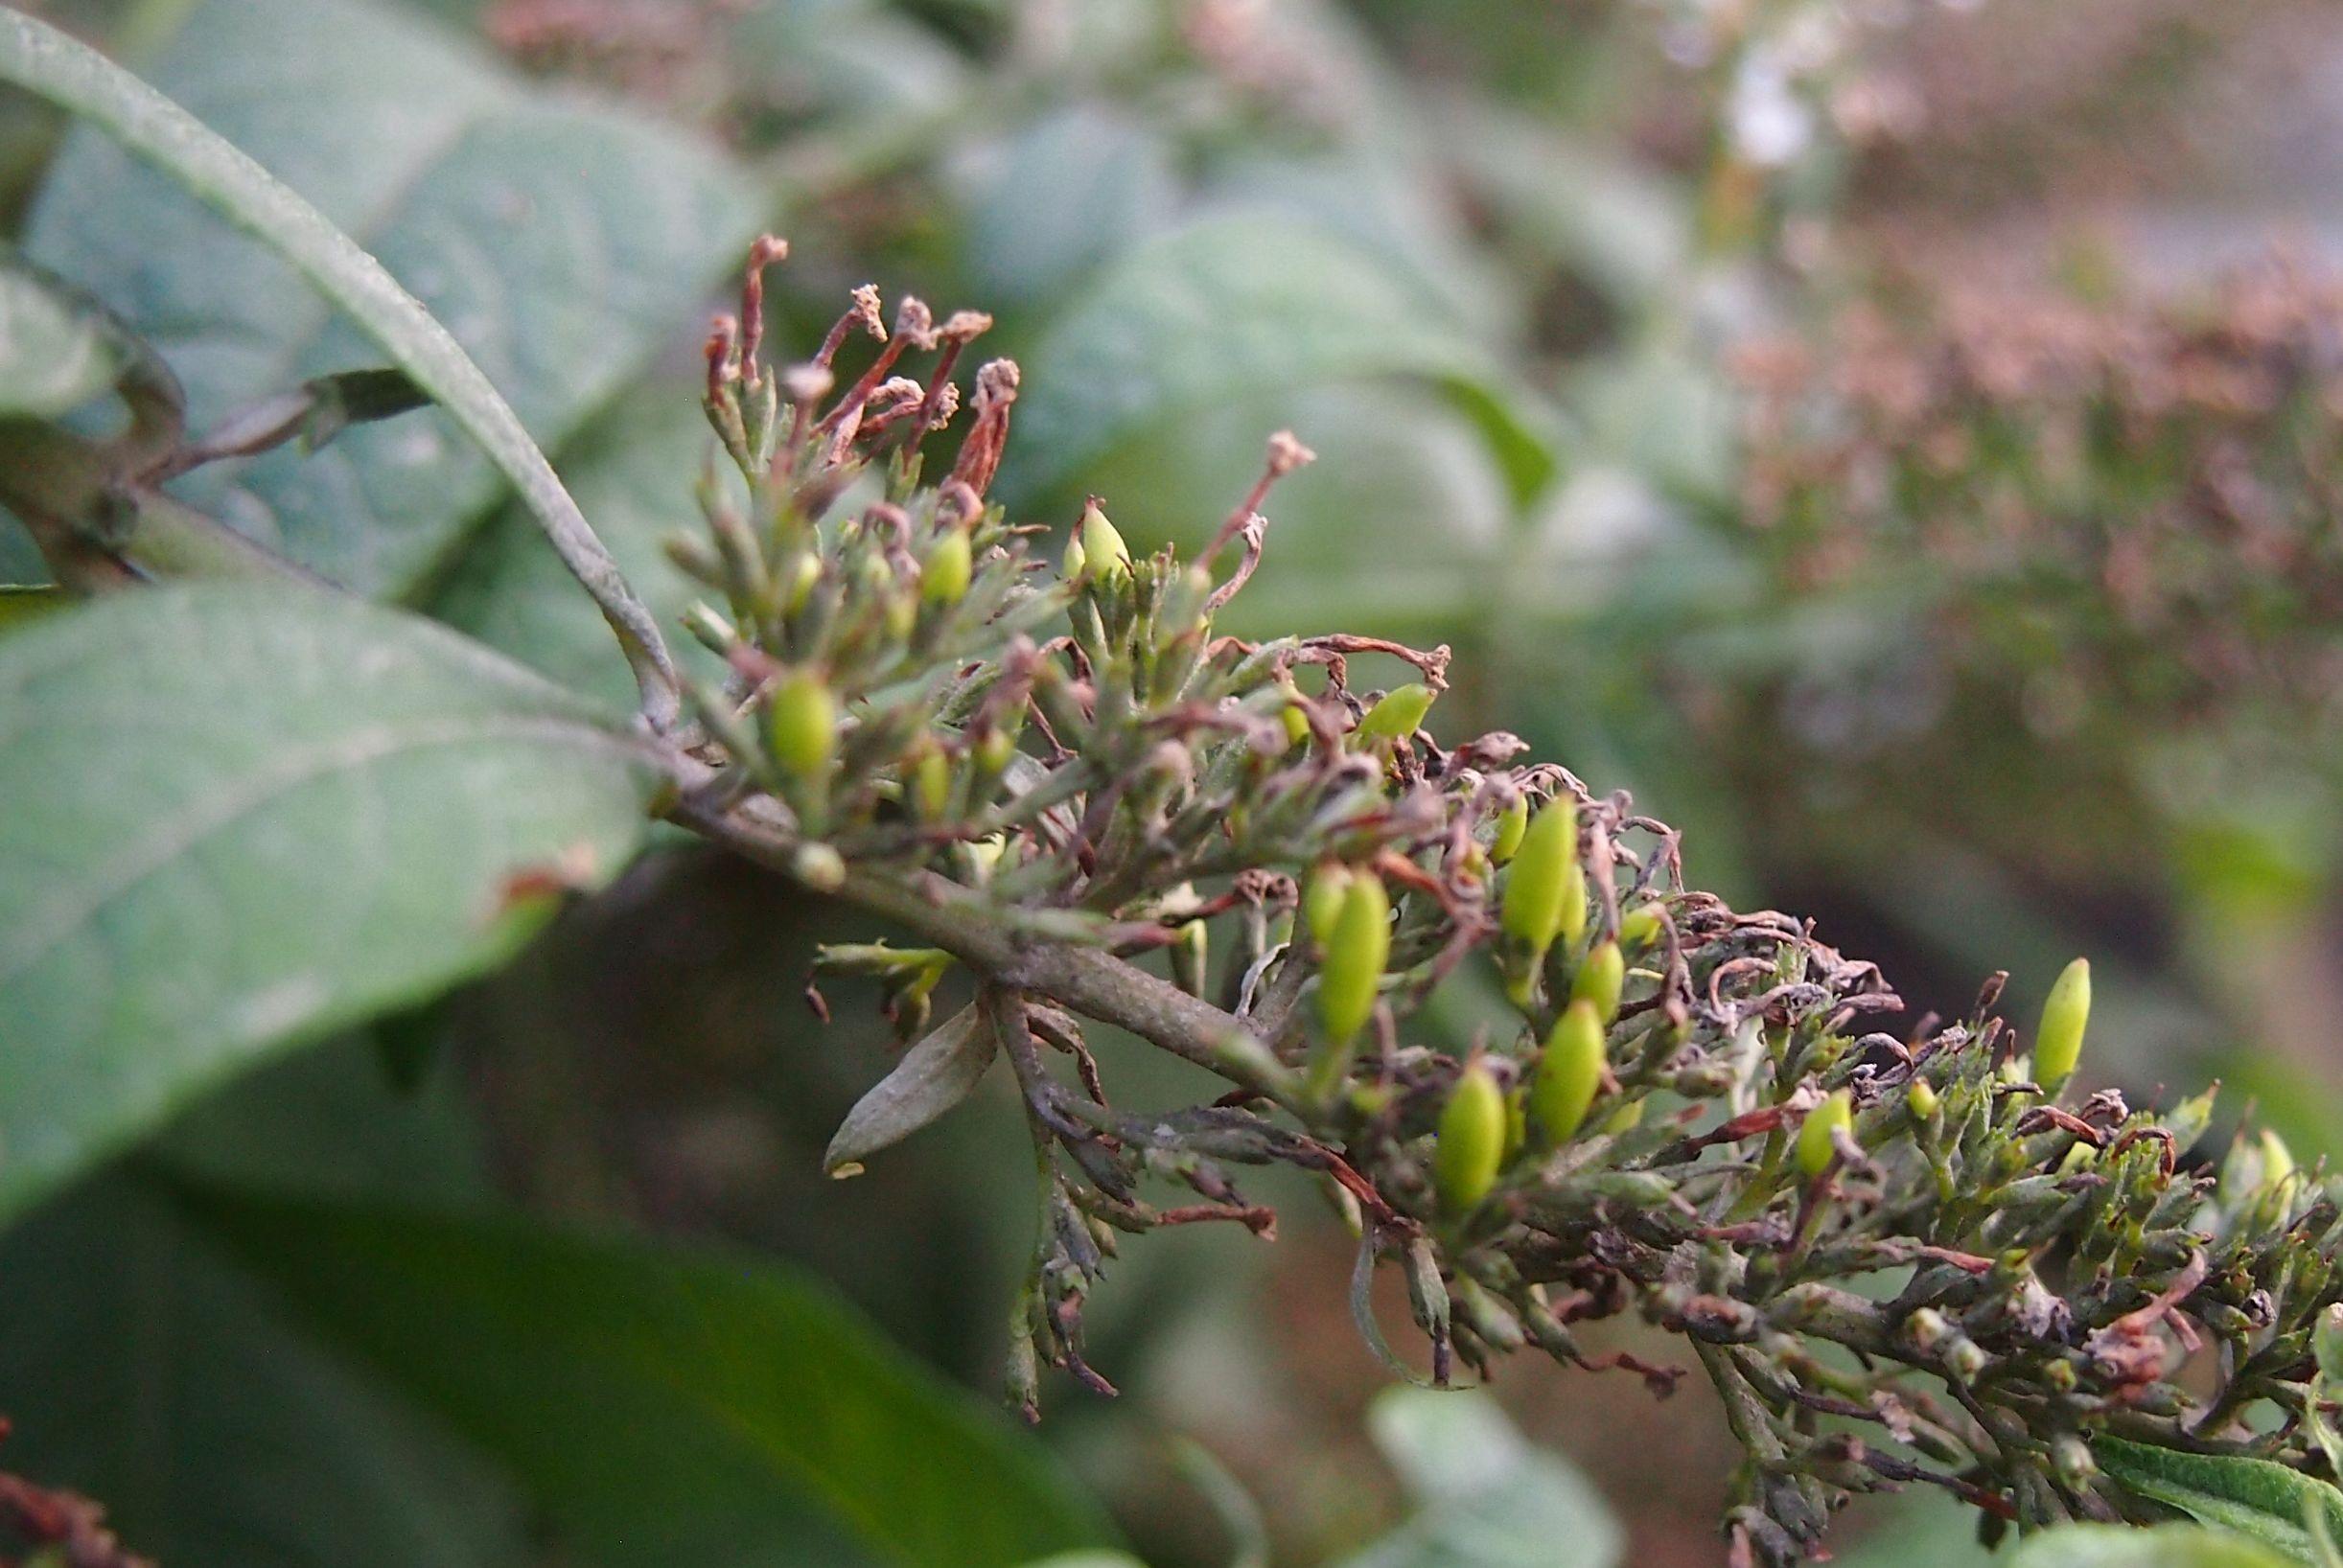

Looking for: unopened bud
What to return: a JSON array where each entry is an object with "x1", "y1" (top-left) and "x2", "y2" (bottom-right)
[
  {"x1": 1434, "y1": 1058, "x2": 1507, "y2": 1216},
  {"x1": 912, "y1": 747, "x2": 951, "y2": 819},
  {"x1": 1357, "y1": 682, "x2": 1435, "y2": 742},
  {"x1": 974, "y1": 726, "x2": 1017, "y2": 776},
  {"x1": 2033, "y1": 957, "x2": 2091, "y2": 1089},
  {"x1": 1569, "y1": 940, "x2": 1625, "y2": 1025},
  {"x1": 1491, "y1": 795, "x2": 1530, "y2": 865},
  {"x1": 1908, "y1": 1077, "x2": 1939, "y2": 1121},
  {"x1": 1797, "y1": 1089, "x2": 1855, "y2": 1178},
  {"x1": 1532, "y1": 1000, "x2": 1607, "y2": 1144},
  {"x1": 1079, "y1": 499, "x2": 1131, "y2": 581},
  {"x1": 1301, "y1": 863, "x2": 1353, "y2": 949},
  {"x1": 1618, "y1": 902, "x2": 1663, "y2": 952},
  {"x1": 1500, "y1": 797, "x2": 1578, "y2": 957},
  {"x1": 767, "y1": 671, "x2": 837, "y2": 780},
  {"x1": 792, "y1": 842, "x2": 847, "y2": 891},
  {"x1": 923, "y1": 528, "x2": 972, "y2": 606},
  {"x1": 1309, "y1": 873, "x2": 1390, "y2": 1097}
]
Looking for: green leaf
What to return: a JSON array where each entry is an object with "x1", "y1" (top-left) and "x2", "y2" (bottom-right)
[
  {"x1": 0, "y1": 1177, "x2": 528, "y2": 1568},
  {"x1": 2097, "y1": 1438, "x2": 2343, "y2": 1566},
  {"x1": 0, "y1": 252, "x2": 119, "y2": 417},
  {"x1": 2007, "y1": 1523, "x2": 2298, "y2": 1568},
  {"x1": 178, "y1": 1182, "x2": 1120, "y2": 1568},
  {"x1": 4, "y1": 0, "x2": 764, "y2": 707},
  {"x1": 0, "y1": 583, "x2": 661, "y2": 1223},
  {"x1": 996, "y1": 216, "x2": 1557, "y2": 511},
  {"x1": 1342, "y1": 1388, "x2": 1622, "y2": 1568}
]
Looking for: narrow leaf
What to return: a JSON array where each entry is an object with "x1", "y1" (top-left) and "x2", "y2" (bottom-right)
[
  {"x1": 2007, "y1": 1523, "x2": 2297, "y2": 1568},
  {"x1": 2097, "y1": 1438, "x2": 2343, "y2": 1565},
  {"x1": 825, "y1": 1003, "x2": 1000, "y2": 1176}
]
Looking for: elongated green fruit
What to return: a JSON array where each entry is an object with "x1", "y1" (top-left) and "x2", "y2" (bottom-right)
[
  {"x1": 1531, "y1": 1001, "x2": 1606, "y2": 1144},
  {"x1": 1797, "y1": 1088, "x2": 1854, "y2": 1177},
  {"x1": 1569, "y1": 939, "x2": 1624, "y2": 1024},
  {"x1": 767, "y1": 671, "x2": 837, "y2": 779},
  {"x1": 1491, "y1": 795, "x2": 1529, "y2": 864},
  {"x1": 1558, "y1": 861, "x2": 1589, "y2": 949},
  {"x1": 1308, "y1": 873, "x2": 1390, "y2": 1097},
  {"x1": 1301, "y1": 862, "x2": 1354, "y2": 948},
  {"x1": 1357, "y1": 682, "x2": 1435, "y2": 741},
  {"x1": 1435, "y1": 1058, "x2": 1507, "y2": 1215},
  {"x1": 923, "y1": 528, "x2": 972, "y2": 605},
  {"x1": 1500, "y1": 797, "x2": 1577, "y2": 954},
  {"x1": 1079, "y1": 499, "x2": 1131, "y2": 580},
  {"x1": 2033, "y1": 957, "x2": 2091, "y2": 1088}
]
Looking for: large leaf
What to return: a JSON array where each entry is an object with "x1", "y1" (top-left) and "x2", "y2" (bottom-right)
[
  {"x1": 2008, "y1": 1524, "x2": 2297, "y2": 1568},
  {"x1": 0, "y1": 1178, "x2": 528, "y2": 1568},
  {"x1": 1341, "y1": 1388, "x2": 1622, "y2": 1568},
  {"x1": 996, "y1": 216, "x2": 1557, "y2": 511},
  {"x1": 0, "y1": 584, "x2": 661, "y2": 1222},
  {"x1": 180, "y1": 1182, "x2": 1119, "y2": 1568},
  {"x1": 2097, "y1": 1439, "x2": 2343, "y2": 1566},
  {"x1": 12, "y1": 0, "x2": 762, "y2": 605}
]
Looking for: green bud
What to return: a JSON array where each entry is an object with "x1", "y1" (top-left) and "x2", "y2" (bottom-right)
[
  {"x1": 767, "y1": 671, "x2": 837, "y2": 780},
  {"x1": 912, "y1": 747, "x2": 951, "y2": 819},
  {"x1": 1491, "y1": 796, "x2": 1529, "y2": 864},
  {"x1": 792, "y1": 842, "x2": 846, "y2": 891},
  {"x1": 2052, "y1": 1435, "x2": 2096, "y2": 1488},
  {"x1": 1531, "y1": 1000, "x2": 1607, "y2": 1144},
  {"x1": 1310, "y1": 873, "x2": 1390, "y2": 1096},
  {"x1": 2316, "y1": 1303, "x2": 2343, "y2": 1385},
  {"x1": 1173, "y1": 917, "x2": 1210, "y2": 998},
  {"x1": 1500, "y1": 797, "x2": 1578, "y2": 956},
  {"x1": 1302, "y1": 863, "x2": 1353, "y2": 948},
  {"x1": 1357, "y1": 682, "x2": 1435, "y2": 741},
  {"x1": 1060, "y1": 530, "x2": 1086, "y2": 581},
  {"x1": 1569, "y1": 939, "x2": 1625, "y2": 1025},
  {"x1": 922, "y1": 528, "x2": 972, "y2": 606},
  {"x1": 1079, "y1": 499, "x2": 1131, "y2": 581},
  {"x1": 1559, "y1": 861, "x2": 1589, "y2": 948},
  {"x1": 1434, "y1": 1058, "x2": 1507, "y2": 1216},
  {"x1": 1907, "y1": 1077, "x2": 1939, "y2": 1121},
  {"x1": 1279, "y1": 685, "x2": 1311, "y2": 748},
  {"x1": 784, "y1": 552, "x2": 822, "y2": 613},
  {"x1": 1797, "y1": 1089, "x2": 1855, "y2": 1178},
  {"x1": 2033, "y1": 957, "x2": 2091, "y2": 1089},
  {"x1": 974, "y1": 726, "x2": 1016, "y2": 776},
  {"x1": 1618, "y1": 902, "x2": 1663, "y2": 952},
  {"x1": 2260, "y1": 1127, "x2": 2297, "y2": 1189}
]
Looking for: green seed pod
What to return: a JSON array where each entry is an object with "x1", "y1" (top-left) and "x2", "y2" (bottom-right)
[
  {"x1": 1500, "y1": 797, "x2": 1578, "y2": 956},
  {"x1": 2316, "y1": 1303, "x2": 2343, "y2": 1385},
  {"x1": 1618, "y1": 902, "x2": 1663, "y2": 952},
  {"x1": 923, "y1": 528, "x2": 972, "y2": 606},
  {"x1": 1357, "y1": 682, "x2": 1435, "y2": 741},
  {"x1": 1313, "y1": 871, "x2": 1390, "y2": 1050},
  {"x1": 1598, "y1": 1097, "x2": 1644, "y2": 1135},
  {"x1": 1569, "y1": 939, "x2": 1625, "y2": 1024},
  {"x1": 1434, "y1": 1058, "x2": 1507, "y2": 1216},
  {"x1": 1079, "y1": 499, "x2": 1131, "y2": 581},
  {"x1": 1558, "y1": 861, "x2": 1589, "y2": 949},
  {"x1": 1797, "y1": 1088, "x2": 1854, "y2": 1177},
  {"x1": 767, "y1": 671, "x2": 837, "y2": 780},
  {"x1": 2033, "y1": 957, "x2": 2091, "y2": 1089},
  {"x1": 912, "y1": 747, "x2": 951, "y2": 819},
  {"x1": 2260, "y1": 1127, "x2": 2297, "y2": 1189},
  {"x1": 1300, "y1": 862, "x2": 1353, "y2": 948},
  {"x1": 1907, "y1": 1076, "x2": 1940, "y2": 1121},
  {"x1": 1491, "y1": 795, "x2": 1529, "y2": 865},
  {"x1": 1531, "y1": 1000, "x2": 1606, "y2": 1144}
]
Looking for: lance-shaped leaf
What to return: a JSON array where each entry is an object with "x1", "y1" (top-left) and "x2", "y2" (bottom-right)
[
  {"x1": 2007, "y1": 1524, "x2": 2295, "y2": 1568},
  {"x1": 0, "y1": 584, "x2": 661, "y2": 1223},
  {"x1": 2097, "y1": 1438, "x2": 2343, "y2": 1565},
  {"x1": 826, "y1": 1003, "x2": 1001, "y2": 1176}
]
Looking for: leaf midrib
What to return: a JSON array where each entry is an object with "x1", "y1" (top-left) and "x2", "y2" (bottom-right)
[{"x1": 0, "y1": 710, "x2": 646, "y2": 991}]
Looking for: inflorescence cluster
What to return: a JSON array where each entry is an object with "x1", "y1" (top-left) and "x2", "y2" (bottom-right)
[{"x1": 661, "y1": 240, "x2": 2343, "y2": 1564}]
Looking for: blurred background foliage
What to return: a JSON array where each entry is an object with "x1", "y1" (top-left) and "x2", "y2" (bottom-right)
[{"x1": 5, "y1": 0, "x2": 2343, "y2": 1564}]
